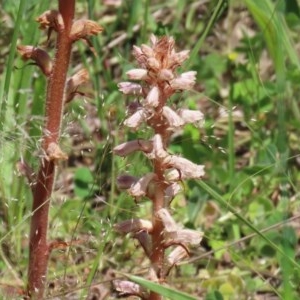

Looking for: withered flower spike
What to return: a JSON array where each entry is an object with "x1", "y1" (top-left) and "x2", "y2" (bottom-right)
[
  {"x1": 36, "y1": 10, "x2": 64, "y2": 32},
  {"x1": 17, "y1": 45, "x2": 52, "y2": 76},
  {"x1": 70, "y1": 19, "x2": 103, "y2": 41}
]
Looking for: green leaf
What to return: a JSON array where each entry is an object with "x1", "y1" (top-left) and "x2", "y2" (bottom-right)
[
  {"x1": 74, "y1": 167, "x2": 94, "y2": 198},
  {"x1": 127, "y1": 274, "x2": 198, "y2": 300},
  {"x1": 205, "y1": 290, "x2": 224, "y2": 300},
  {"x1": 197, "y1": 180, "x2": 300, "y2": 271}
]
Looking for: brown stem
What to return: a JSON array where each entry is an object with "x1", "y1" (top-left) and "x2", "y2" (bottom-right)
[{"x1": 26, "y1": 1, "x2": 75, "y2": 298}]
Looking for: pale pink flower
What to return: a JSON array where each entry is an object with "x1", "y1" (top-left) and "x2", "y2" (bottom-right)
[
  {"x1": 132, "y1": 45, "x2": 147, "y2": 67},
  {"x1": 166, "y1": 229, "x2": 203, "y2": 246},
  {"x1": 124, "y1": 109, "x2": 147, "y2": 130},
  {"x1": 148, "y1": 134, "x2": 168, "y2": 160},
  {"x1": 167, "y1": 246, "x2": 189, "y2": 266},
  {"x1": 117, "y1": 174, "x2": 137, "y2": 190},
  {"x1": 113, "y1": 139, "x2": 153, "y2": 157},
  {"x1": 177, "y1": 109, "x2": 204, "y2": 127},
  {"x1": 165, "y1": 183, "x2": 182, "y2": 202},
  {"x1": 156, "y1": 208, "x2": 177, "y2": 231},
  {"x1": 128, "y1": 173, "x2": 156, "y2": 197},
  {"x1": 170, "y1": 71, "x2": 197, "y2": 90},
  {"x1": 114, "y1": 219, "x2": 153, "y2": 234},
  {"x1": 165, "y1": 156, "x2": 205, "y2": 180},
  {"x1": 126, "y1": 68, "x2": 148, "y2": 80},
  {"x1": 118, "y1": 82, "x2": 143, "y2": 95},
  {"x1": 144, "y1": 86, "x2": 159, "y2": 108},
  {"x1": 162, "y1": 106, "x2": 184, "y2": 128},
  {"x1": 132, "y1": 45, "x2": 143, "y2": 57}
]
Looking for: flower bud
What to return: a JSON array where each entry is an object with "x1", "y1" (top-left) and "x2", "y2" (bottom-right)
[
  {"x1": 17, "y1": 45, "x2": 52, "y2": 76},
  {"x1": 126, "y1": 68, "x2": 148, "y2": 80},
  {"x1": 141, "y1": 44, "x2": 154, "y2": 58},
  {"x1": 149, "y1": 34, "x2": 157, "y2": 46},
  {"x1": 132, "y1": 45, "x2": 143, "y2": 58}
]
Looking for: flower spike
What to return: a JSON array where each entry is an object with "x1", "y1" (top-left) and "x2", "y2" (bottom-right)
[{"x1": 114, "y1": 36, "x2": 205, "y2": 298}]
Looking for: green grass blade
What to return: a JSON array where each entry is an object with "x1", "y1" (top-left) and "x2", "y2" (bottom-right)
[
  {"x1": 197, "y1": 180, "x2": 300, "y2": 271},
  {"x1": 186, "y1": 0, "x2": 227, "y2": 68},
  {"x1": 243, "y1": 0, "x2": 299, "y2": 162},
  {"x1": 0, "y1": 0, "x2": 28, "y2": 130},
  {"x1": 127, "y1": 274, "x2": 198, "y2": 300}
]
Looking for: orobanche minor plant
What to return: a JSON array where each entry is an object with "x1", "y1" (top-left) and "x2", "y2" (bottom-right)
[
  {"x1": 113, "y1": 35, "x2": 205, "y2": 299},
  {"x1": 16, "y1": 1, "x2": 102, "y2": 298}
]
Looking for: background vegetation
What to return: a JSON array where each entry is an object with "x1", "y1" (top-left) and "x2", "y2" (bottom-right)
[{"x1": 1, "y1": 0, "x2": 300, "y2": 299}]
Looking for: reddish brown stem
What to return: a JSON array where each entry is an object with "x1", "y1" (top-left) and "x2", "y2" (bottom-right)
[
  {"x1": 149, "y1": 148, "x2": 168, "y2": 300},
  {"x1": 26, "y1": 1, "x2": 75, "y2": 298}
]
